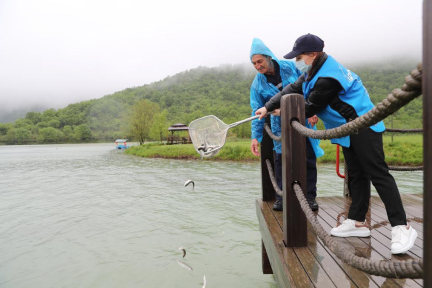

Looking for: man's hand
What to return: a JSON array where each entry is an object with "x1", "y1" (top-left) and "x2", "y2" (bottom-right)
[
  {"x1": 251, "y1": 139, "x2": 260, "y2": 157},
  {"x1": 255, "y1": 107, "x2": 268, "y2": 120},
  {"x1": 308, "y1": 115, "x2": 319, "y2": 127},
  {"x1": 270, "y1": 109, "x2": 280, "y2": 116}
]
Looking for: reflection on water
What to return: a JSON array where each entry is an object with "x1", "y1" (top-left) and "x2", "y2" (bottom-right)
[{"x1": 0, "y1": 144, "x2": 422, "y2": 288}]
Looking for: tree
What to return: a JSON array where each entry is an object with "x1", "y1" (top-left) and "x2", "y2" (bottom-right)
[
  {"x1": 62, "y1": 125, "x2": 74, "y2": 141},
  {"x1": 15, "y1": 128, "x2": 30, "y2": 144},
  {"x1": 0, "y1": 123, "x2": 8, "y2": 135},
  {"x1": 25, "y1": 112, "x2": 41, "y2": 124},
  {"x1": 129, "y1": 99, "x2": 160, "y2": 145},
  {"x1": 75, "y1": 124, "x2": 92, "y2": 141},
  {"x1": 41, "y1": 109, "x2": 57, "y2": 122},
  {"x1": 48, "y1": 119, "x2": 60, "y2": 128},
  {"x1": 14, "y1": 118, "x2": 33, "y2": 129},
  {"x1": 39, "y1": 127, "x2": 60, "y2": 143},
  {"x1": 149, "y1": 110, "x2": 168, "y2": 142}
]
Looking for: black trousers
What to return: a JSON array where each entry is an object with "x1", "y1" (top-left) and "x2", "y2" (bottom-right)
[
  {"x1": 274, "y1": 138, "x2": 317, "y2": 200},
  {"x1": 342, "y1": 128, "x2": 407, "y2": 226}
]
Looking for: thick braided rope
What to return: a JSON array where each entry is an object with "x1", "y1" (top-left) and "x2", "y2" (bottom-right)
[
  {"x1": 388, "y1": 166, "x2": 423, "y2": 171},
  {"x1": 386, "y1": 128, "x2": 423, "y2": 133},
  {"x1": 263, "y1": 123, "x2": 281, "y2": 142},
  {"x1": 265, "y1": 159, "x2": 283, "y2": 197},
  {"x1": 292, "y1": 183, "x2": 423, "y2": 278},
  {"x1": 291, "y1": 63, "x2": 423, "y2": 140}
]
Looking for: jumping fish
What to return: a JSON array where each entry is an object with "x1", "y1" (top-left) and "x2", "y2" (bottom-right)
[
  {"x1": 178, "y1": 247, "x2": 186, "y2": 258},
  {"x1": 176, "y1": 259, "x2": 193, "y2": 271},
  {"x1": 184, "y1": 180, "x2": 194, "y2": 189},
  {"x1": 202, "y1": 275, "x2": 206, "y2": 288}
]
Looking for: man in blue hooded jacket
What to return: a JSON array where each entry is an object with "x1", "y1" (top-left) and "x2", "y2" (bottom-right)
[{"x1": 249, "y1": 38, "x2": 324, "y2": 211}]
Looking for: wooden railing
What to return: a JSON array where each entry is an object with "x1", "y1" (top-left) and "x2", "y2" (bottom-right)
[{"x1": 258, "y1": 2, "x2": 431, "y2": 280}]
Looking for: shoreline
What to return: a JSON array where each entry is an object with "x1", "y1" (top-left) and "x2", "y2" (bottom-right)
[{"x1": 125, "y1": 135, "x2": 423, "y2": 166}]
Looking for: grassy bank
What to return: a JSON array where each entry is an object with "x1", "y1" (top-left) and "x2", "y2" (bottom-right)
[{"x1": 126, "y1": 134, "x2": 423, "y2": 166}]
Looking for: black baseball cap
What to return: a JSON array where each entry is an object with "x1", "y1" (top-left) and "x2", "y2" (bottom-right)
[{"x1": 283, "y1": 33, "x2": 324, "y2": 59}]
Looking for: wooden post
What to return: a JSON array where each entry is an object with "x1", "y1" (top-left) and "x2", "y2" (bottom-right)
[
  {"x1": 260, "y1": 117, "x2": 276, "y2": 201},
  {"x1": 423, "y1": 0, "x2": 432, "y2": 285},
  {"x1": 261, "y1": 240, "x2": 273, "y2": 274},
  {"x1": 260, "y1": 116, "x2": 275, "y2": 274},
  {"x1": 281, "y1": 94, "x2": 307, "y2": 247}
]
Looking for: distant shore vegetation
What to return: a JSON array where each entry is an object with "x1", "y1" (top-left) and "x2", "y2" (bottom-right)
[
  {"x1": 126, "y1": 134, "x2": 423, "y2": 166},
  {"x1": 0, "y1": 61, "x2": 422, "y2": 148}
]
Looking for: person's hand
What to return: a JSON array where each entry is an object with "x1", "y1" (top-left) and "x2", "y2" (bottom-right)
[
  {"x1": 255, "y1": 107, "x2": 268, "y2": 120},
  {"x1": 308, "y1": 115, "x2": 319, "y2": 127},
  {"x1": 270, "y1": 109, "x2": 280, "y2": 116},
  {"x1": 251, "y1": 139, "x2": 260, "y2": 157}
]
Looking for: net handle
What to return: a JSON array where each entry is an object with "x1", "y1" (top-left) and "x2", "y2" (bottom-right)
[{"x1": 228, "y1": 115, "x2": 260, "y2": 128}]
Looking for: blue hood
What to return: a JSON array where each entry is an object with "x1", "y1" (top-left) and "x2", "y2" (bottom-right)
[{"x1": 250, "y1": 38, "x2": 278, "y2": 61}]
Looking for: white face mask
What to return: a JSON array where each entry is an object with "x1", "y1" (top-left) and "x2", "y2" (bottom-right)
[{"x1": 295, "y1": 59, "x2": 312, "y2": 73}]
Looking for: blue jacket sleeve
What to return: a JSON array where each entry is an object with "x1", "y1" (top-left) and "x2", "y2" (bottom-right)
[{"x1": 250, "y1": 84, "x2": 266, "y2": 142}]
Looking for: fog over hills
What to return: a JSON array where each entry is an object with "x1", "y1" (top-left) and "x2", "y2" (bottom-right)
[{"x1": 0, "y1": 0, "x2": 422, "y2": 123}]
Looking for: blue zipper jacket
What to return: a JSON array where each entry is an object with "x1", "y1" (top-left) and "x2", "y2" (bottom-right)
[
  {"x1": 250, "y1": 38, "x2": 323, "y2": 157},
  {"x1": 303, "y1": 55, "x2": 385, "y2": 147}
]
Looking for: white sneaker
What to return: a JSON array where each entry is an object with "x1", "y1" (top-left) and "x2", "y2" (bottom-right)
[
  {"x1": 391, "y1": 225, "x2": 418, "y2": 254},
  {"x1": 330, "y1": 219, "x2": 371, "y2": 237}
]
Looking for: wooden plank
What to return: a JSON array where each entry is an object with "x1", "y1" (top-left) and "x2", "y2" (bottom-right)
[
  {"x1": 256, "y1": 199, "x2": 312, "y2": 288},
  {"x1": 281, "y1": 94, "x2": 307, "y2": 247},
  {"x1": 406, "y1": 194, "x2": 423, "y2": 200},
  {"x1": 367, "y1": 196, "x2": 423, "y2": 235},
  {"x1": 423, "y1": 0, "x2": 432, "y2": 286},
  {"x1": 328, "y1": 196, "x2": 424, "y2": 254},
  {"x1": 400, "y1": 194, "x2": 423, "y2": 205},
  {"x1": 306, "y1": 225, "x2": 380, "y2": 288},
  {"x1": 262, "y1": 240, "x2": 273, "y2": 274},
  {"x1": 325, "y1": 196, "x2": 423, "y2": 257},
  {"x1": 263, "y1": 201, "x2": 318, "y2": 288},
  {"x1": 318, "y1": 198, "x2": 423, "y2": 287},
  {"x1": 357, "y1": 236, "x2": 423, "y2": 288},
  {"x1": 273, "y1": 201, "x2": 380, "y2": 287},
  {"x1": 316, "y1": 200, "x2": 401, "y2": 287},
  {"x1": 369, "y1": 196, "x2": 424, "y2": 234},
  {"x1": 318, "y1": 199, "x2": 418, "y2": 287},
  {"x1": 292, "y1": 246, "x2": 337, "y2": 288}
]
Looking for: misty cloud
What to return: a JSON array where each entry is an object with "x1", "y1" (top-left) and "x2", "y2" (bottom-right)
[{"x1": 0, "y1": 0, "x2": 423, "y2": 111}]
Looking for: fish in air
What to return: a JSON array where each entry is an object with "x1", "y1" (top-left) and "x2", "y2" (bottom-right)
[
  {"x1": 184, "y1": 180, "x2": 194, "y2": 189},
  {"x1": 178, "y1": 247, "x2": 186, "y2": 258}
]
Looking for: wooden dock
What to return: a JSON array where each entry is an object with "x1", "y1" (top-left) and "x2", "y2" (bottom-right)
[
  {"x1": 254, "y1": 1, "x2": 432, "y2": 285},
  {"x1": 257, "y1": 194, "x2": 424, "y2": 288}
]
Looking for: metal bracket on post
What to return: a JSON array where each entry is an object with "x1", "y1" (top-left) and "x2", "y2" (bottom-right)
[{"x1": 281, "y1": 94, "x2": 307, "y2": 247}]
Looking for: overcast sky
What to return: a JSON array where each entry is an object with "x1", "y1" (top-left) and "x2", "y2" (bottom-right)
[{"x1": 0, "y1": 0, "x2": 423, "y2": 110}]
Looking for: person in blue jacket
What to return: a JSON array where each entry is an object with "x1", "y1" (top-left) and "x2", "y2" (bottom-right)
[
  {"x1": 255, "y1": 34, "x2": 417, "y2": 254},
  {"x1": 249, "y1": 38, "x2": 324, "y2": 211}
]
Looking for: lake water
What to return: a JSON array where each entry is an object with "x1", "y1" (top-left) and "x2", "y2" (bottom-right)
[{"x1": 0, "y1": 144, "x2": 423, "y2": 288}]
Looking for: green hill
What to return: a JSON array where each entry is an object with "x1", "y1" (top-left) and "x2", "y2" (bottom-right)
[{"x1": 0, "y1": 61, "x2": 422, "y2": 145}]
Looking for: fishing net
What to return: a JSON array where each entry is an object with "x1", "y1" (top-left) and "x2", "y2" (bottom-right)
[
  {"x1": 188, "y1": 115, "x2": 229, "y2": 158},
  {"x1": 188, "y1": 115, "x2": 259, "y2": 158}
]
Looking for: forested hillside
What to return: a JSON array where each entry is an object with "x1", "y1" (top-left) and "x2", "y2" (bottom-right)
[{"x1": 0, "y1": 61, "x2": 422, "y2": 145}]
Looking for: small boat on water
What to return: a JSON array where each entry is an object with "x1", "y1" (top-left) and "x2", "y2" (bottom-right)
[{"x1": 115, "y1": 139, "x2": 129, "y2": 149}]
